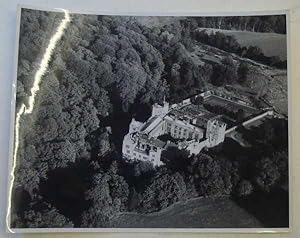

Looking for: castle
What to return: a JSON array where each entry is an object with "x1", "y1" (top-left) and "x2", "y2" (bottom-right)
[
  {"x1": 122, "y1": 90, "x2": 274, "y2": 166},
  {"x1": 122, "y1": 91, "x2": 238, "y2": 166}
]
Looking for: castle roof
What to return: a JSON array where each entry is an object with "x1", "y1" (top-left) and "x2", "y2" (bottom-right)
[
  {"x1": 168, "y1": 104, "x2": 221, "y2": 129},
  {"x1": 139, "y1": 133, "x2": 166, "y2": 148},
  {"x1": 140, "y1": 115, "x2": 161, "y2": 133}
]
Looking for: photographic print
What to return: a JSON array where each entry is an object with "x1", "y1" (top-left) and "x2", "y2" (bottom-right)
[{"x1": 7, "y1": 7, "x2": 289, "y2": 231}]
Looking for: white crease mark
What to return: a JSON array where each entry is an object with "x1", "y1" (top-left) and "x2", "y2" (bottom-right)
[{"x1": 6, "y1": 9, "x2": 71, "y2": 232}]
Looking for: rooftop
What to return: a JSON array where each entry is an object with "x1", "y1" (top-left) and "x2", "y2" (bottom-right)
[
  {"x1": 168, "y1": 104, "x2": 221, "y2": 129},
  {"x1": 140, "y1": 115, "x2": 160, "y2": 132},
  {"x1": 139, "y1": 133, "x2": 166, "y2": 148}
]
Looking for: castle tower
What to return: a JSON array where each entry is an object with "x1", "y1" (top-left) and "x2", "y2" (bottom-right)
[
  {"x1": 151, "y1": 97, "x2": 169, "y2": 117},
  {"x1": 206, "y1": 118, "x2": 227, "y2": 147}
]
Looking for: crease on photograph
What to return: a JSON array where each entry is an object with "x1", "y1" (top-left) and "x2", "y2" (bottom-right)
[{"x1": 6, "y1": 9, "x2": 71, "y2": 232}]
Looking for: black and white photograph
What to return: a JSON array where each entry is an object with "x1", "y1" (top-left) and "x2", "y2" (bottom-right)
[{"x1": 8, "y1": 7, "x2": 289, "y2": 231}]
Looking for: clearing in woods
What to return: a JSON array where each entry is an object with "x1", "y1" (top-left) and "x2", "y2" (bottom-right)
[{"x1": 197, "y1": 28, "x2": 287, "y2": 60}]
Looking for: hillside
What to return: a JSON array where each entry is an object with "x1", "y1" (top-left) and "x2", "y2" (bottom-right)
[
  {"x1": 195, "y1": 15, "x2": 286, "y2": 34},
  {"x1": 110, "y1": 196, "x2": 262, "y2": 228},
  {"x1": 134, "y1": 16, "x2": 185, "y2": 27},
  {"x1": 198, "y1": 28, "x2": 287, "y2": 60},
  {"x1": 187, "y1": 42, "x2": 288, "y2": 115}
]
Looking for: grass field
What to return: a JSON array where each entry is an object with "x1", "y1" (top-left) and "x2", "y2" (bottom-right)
[
  {"x1": 110, "y1": 196, "x2": 262, "y2": 228},
  {"x1": 134, "y1": 16, "x2": 185, "y2": 27},
  {"x1": 198, "y1": 28, "x2": 287, "y2": 60}
]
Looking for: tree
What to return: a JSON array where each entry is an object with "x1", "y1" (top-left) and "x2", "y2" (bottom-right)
[
  {"x1": 236, "y1": 179, "x2": 253, "y2": 196},
  {"x1": 237, "y1": 62, "x2": 249, "y2": 83},
  {"x1": 246, "y1": 46, "x2": 263, "y2": 61},
  {"x1": 210, "y1": 57, "x2": 238, "y2": 86},
  {"x1": 194, "y1": 63, "x2": 211, "y2": 88},
  {"x1": 254, "y1": 157, "x2": 280, "y2": 192},
  {"x1": 162, "y1": 147, "x2": 190, "y2": 172},
  {"x1": 236, "y1": 109, "x2": 246, "y2": 122},
  {"x1": 81, "y1": 166, "x2": 129, "y2": 227},
  {"x1": 189, "y1": 154, "x2": 226, "y2": 196},
  {"x1": 261, "y1": 122, "x2": 276, "y2": 143},
  {"x1": 139, "y1": 172, "x2": 186, "y2": 212},
  {"x1": 221, "y1": 56, "x2": 238, "y2": 84},
  {"x1": 180, "y1": 60, "x2": 194, "y2": 87},
  {"x1": 211, "y1": 64, "x2": 226, "y2": 86},
  {"x1": 272, "y1": 151, "x2": 289, "y2": 187},
  {"x1": 97, "y1": 131, "x2": 111, "y2": 157},
  {"x1": 170, "y1": 63, "x2": 181, "y2": 86},
  {"x1": 23, "y1": 202, "x2": 74, "y2": 228},
  {"x1": 195, "y1": 30, "x2": 209, "y2": 44}
]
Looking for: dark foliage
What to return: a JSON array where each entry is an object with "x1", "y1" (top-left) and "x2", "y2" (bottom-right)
[
  {"x1": 138, "y1": 172, "x2": 187, "y2": 213},
  {"x1": 236, "y1": 180, "x2": 253, "y2": 197},
  {"x1": 210, "y1": 56, "x2": 238, "y2": 86},
  {"x1": 237, "y1": 62, "x2": 249, "y2": 83},
  {"x1": 13, "y1": 201, "x2": 74, "y2": 228},
  {"x1": 81, "y1": 162, "x2": 129, "y2": 227}
]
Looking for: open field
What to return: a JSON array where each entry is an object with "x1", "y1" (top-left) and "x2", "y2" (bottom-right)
[
  {"x1": 198, "y1": 28, "x2": 287, "y2": 60},
  {"x1": 134, "y1": 16, "x2": 185, "y2": 27},
  {"x1": 110, "y1": 196, "x2": 262, "y2": 228}
]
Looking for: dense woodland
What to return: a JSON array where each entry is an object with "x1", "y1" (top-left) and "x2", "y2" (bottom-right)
[{"x1": 12, "y1": 10, "x2": 288, "y2": 228}]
